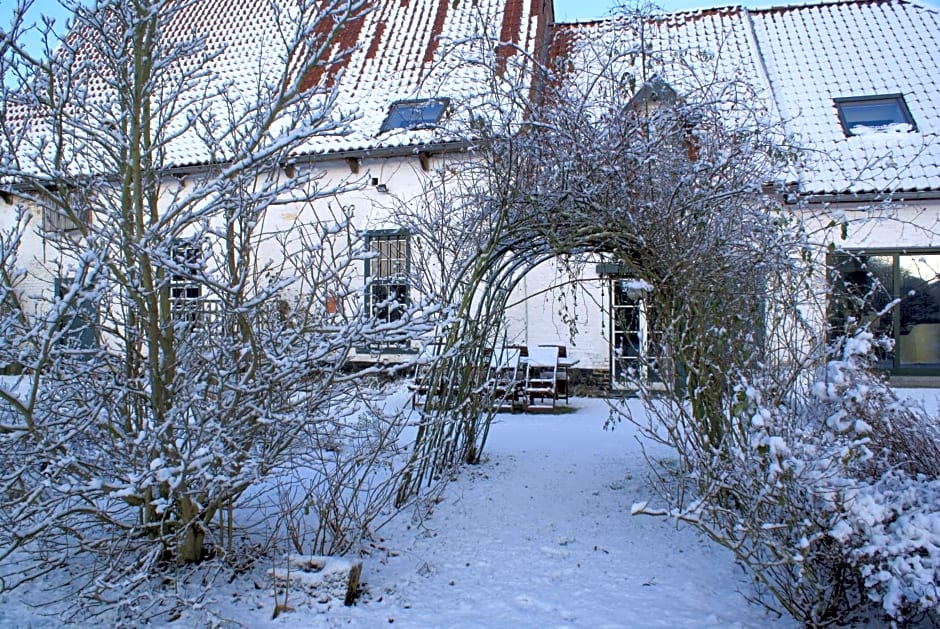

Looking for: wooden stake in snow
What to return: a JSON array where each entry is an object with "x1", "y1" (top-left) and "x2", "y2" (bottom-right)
[{"x1": 269, "y1": 555, "x2": 363, "y2": 607}]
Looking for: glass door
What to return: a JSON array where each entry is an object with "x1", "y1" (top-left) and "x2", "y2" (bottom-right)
[{"x1": 610, "y1": 278, "x2": 659, "y2": 389}]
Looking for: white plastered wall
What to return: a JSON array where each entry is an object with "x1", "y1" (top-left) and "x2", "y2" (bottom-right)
[
  {"x1": 503, "y1": 255, "x2": 610, "y2": 372},
  {"x1": 813, "y1": 199, "x2": 940, "y2": 251},
  {"x1": 0, "y1": 193, "x2": 74, "y2": 317}
]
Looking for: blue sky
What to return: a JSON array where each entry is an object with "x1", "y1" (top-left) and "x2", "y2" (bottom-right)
[{"x1": 556, "y1": 0, "x2": 753, "y2": 20}]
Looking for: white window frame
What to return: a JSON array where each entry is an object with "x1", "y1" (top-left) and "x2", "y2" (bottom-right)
[
  {"x1": 170, "y1": 240, "x2": 204, "y2": 322},
  {"x1": 608, "y1": 277, "x2": 661, "y2": 390}
]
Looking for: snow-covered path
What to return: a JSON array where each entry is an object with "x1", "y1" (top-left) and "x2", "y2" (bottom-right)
[{"x1": 315, "y1": 397, "x2": 796, "y2": 628}]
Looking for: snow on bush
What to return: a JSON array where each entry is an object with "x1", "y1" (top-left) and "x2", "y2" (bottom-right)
[
  {"x1": 633, "y1": 327, "x2": 940, "y2": 626},
  {"x1": 760, "y1": 332, "x2": 940, "y2": 624},
  {"x1": 833, "y1": 472, "x2": 940, "y2": 620}
]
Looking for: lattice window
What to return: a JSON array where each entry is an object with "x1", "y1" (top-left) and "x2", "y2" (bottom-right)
[{"x1": 365, "y1": 231, "x2": 410, "y2": 324}]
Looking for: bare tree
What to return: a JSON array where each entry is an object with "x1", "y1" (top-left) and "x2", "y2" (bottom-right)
[{"x1": 0, "y1": 0, "x2": 430, "y2": 619}]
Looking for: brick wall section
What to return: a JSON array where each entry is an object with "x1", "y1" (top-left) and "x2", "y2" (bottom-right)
[
  {"x1": 569, "y1": 368, "x2": 613, "y2": 397},
  {"x1": 496, "y1": 0, "x2": 525, "y2": 72}
]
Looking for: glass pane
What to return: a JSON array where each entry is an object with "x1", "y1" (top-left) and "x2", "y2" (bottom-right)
[
  {"x1": 829, "y1": 254, "x2": 894, "y2": 367},
  {"x1": 898, "y1": 255, "x2": 940, "y2": 367},
  {"x1": 614, "y1": 305, "x2": 640, "y2": 358},
  {"x1": 370, "y1": 236, "x2": 407, "y2": 279},
  {"x1": 610, "y1": 278, "x2": 660, "y2": 385},
  {"x1": 383, "y1": 99, "x2": 446, "y2": 131},
  {"x1": 369, "y1": 282, "x2": 408, "y2": 323},
  {"x1": 842, "y1": 101, "x2": 904, "y2": 127}
]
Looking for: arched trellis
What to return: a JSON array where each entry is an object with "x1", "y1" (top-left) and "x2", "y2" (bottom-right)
[
  {"x1": 390, "y1": 14, "x2": 880, "y2": 623},
  {"x1": 395, "y1": 222, "x2": 560, "y2": 502},
  {"x1": 394, "y1": 194, "x2": 692, "y2": 502},
  {"x1": 394, "y1": 49, "x2": 813, "y2": 502},
  {"x1": 396, "y1": 180, "x2": 803, "y2": 505}
]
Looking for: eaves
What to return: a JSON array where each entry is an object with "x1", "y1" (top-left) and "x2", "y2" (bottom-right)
[
  {"x1": 795, "y1": 189, "x2": 940, "y2": 206},
  {"x1": 163, "y1": 140, "x2": 475, "y2": 178}
]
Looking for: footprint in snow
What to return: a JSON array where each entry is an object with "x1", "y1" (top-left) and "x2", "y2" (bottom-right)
[{"x1": 540, "y1": 545, "x2": 571, "y2": 557}]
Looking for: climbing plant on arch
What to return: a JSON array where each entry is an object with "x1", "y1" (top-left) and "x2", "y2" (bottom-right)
[{"x1": 396, "y1": 14, "x2": 814, "y2": 501}]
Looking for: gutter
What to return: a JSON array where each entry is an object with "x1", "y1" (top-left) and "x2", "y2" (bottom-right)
[
  {"x1": 796, "y1": 190, "x2": 940, "y2": 205},
  {"x1": 163, "y1": 139, "x2": 475, "y2": 177},
  {"x1": 4, "y1": 138, "x2": 475, "y2": 194}
]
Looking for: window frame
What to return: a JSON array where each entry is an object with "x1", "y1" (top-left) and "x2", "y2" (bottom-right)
[
  {"x1": 364, "y1": 229, "x2": 411, "y2": 327},
  {"x1": 54, "y1": 276, "x2": 98, "y2": 350},
  {"x1": 597, "y1": 262, "x2": 663, "y2": 390},
  {"x1": 170, "y1": 239, "x2": 204, "y2": 323},
  {"x1": 39, "y1": 188, "x2": 92, "y2": 236},
  {"x1": 834, "y1": 94, "x2": 917, "y2": 137},
  {"x1": 608, "y1": 277, "x2": 659, "y2": 390},
  {"x1": 829, "y1": 248, "x2": 940, "y2": 375},
  {"x1": 43, "y1": 206, "x2": 85, "y2": 233},
  {"x1": 379, "y1": 98, "x2": 449, "y2": 133}
]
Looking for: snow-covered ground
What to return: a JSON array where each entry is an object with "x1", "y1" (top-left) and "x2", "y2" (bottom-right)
[
  {"x1": 4, "y1": 390, "x2": 936, "y2": 627},
  {"x1": 220, "y1": 397, "x2": 799, "y2": 628}
]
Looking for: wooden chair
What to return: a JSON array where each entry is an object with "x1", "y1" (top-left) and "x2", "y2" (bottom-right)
[
  {"x1": 524, "y1": 345, "x2": 559, "y2": 411},
  {"x1": 490, "y1": 347, "x2": 524, "y2": 412},
  {"x1": 538, "y1": 344, "x2": 569, "y2": 403}
]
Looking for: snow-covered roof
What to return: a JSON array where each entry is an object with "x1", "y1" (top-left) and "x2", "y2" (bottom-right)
[
  {"x1": 7, "y1": 0, "x2": 937, "y2": 195},
  {"x1": 280, "y1": 0, "x2": 549, "y2": 158},
  {"x1": 748, "y1": 0, "x2": 940, "y2": 195},
  {"x1": 549, "y1": 7, "x2": 774, "y2": 123},
  {"x1": 7, "y1": 0, "x2": 551, "y2": 171},
  {"x1": 550, "y1": 0, "x2": 940, "y2": 197}
]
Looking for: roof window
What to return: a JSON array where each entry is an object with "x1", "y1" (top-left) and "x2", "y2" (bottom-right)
[
  {"x1": 834, "y1": 94, "x2": 916, "y2": 136},
  {"x1": 380, "y1": 98, "x2": 448, "y2": 133}
]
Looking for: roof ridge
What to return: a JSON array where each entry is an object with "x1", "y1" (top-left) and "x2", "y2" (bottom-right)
[
  {"x1": 895, "y1": 0, "x2": 940, "y2": 13},
  {"x1": 551, "y1": 0, "x2": 935, "y2": 27},
  {"x1": 744, "y1": 0, "x2": 926, "y2": 14}
]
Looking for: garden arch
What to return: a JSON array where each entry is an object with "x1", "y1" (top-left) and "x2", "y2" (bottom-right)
[{"x1": 395, "y1": 64, "x2": 802, "y2": 502}]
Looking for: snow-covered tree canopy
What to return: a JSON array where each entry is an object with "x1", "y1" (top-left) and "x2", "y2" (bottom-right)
[{"x1": 396, "y1": 7, "x2": 808, "y2": 497}]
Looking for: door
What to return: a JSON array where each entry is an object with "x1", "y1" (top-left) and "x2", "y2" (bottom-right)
[{"x1": 610, "y1": 278, "x2": 660, "y2": 389}]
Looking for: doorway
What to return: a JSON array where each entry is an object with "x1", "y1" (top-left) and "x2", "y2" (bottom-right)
[{"x1": 610, "y1": 278, "x2": 661, "y2": 390}]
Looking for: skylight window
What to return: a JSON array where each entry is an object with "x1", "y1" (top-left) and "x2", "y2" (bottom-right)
[
  {"x1": 380, "y1": 98, "x2": 448, "y2": 133},
  {"x1": 834, "y1": 94, "x2": 916, "y2": 136}
]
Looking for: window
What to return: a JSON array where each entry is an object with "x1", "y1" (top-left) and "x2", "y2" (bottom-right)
[
  {"x1": 365, "y1": 231, "x2": 409, "y2": 325},
  {"x1": 40, "y1": 191, "x2": 91, "y2": 235},
  {"x1": 829, "y1": 251, "x2": 940, "y2": 372},
  {"x1": 609, "y1": 277, "x2": 661, "y2": 389},
  {"x1": 43, "y1": 207, "x2": 82, "y2": 233},
  {"x1": 628, "y1": 75, "x2": 677, "y2": 111},
  {"x1": 380, "y1": 98, "x2": 448, "y2": 133},
  {"x1": 170, "y1": 240, "x2": 203, "y2": 322},
  {"x1": 54, "y1": 277, "x2": 98, "y2": 350},
  {"x1": 834, "y1": 94, "x2": 916, "y2": 136}
]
